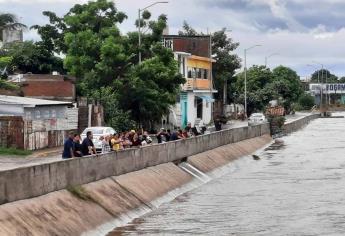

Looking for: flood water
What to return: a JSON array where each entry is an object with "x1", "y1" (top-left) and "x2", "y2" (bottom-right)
[{"x1": 109, "y1": 116, "x2": 345, "y2": 236}]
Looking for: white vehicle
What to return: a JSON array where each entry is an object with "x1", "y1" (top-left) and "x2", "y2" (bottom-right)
[
  {"x1": 248, "y1": 113, "x2": 267, "y2": 126},
  {"x1": 80, "y1": 127, "x2": 116, "y2": 152}
]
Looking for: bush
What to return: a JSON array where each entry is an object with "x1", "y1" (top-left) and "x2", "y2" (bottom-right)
[
  {"x1": 0, "y1": 80, "x2": 19, "y2": 91},
  {"x1": 298, "y1": 93, "x2": 315, "y2": 110}
]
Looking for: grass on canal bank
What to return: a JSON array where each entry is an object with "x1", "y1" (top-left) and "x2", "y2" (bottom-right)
[{"x1": 0, "y1": 147, "x2": 32, "y2": 156}]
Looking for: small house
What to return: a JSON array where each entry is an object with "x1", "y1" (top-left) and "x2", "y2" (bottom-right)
[{"x1": 0, "y1": 95, "x2": 78, "y2": 150}]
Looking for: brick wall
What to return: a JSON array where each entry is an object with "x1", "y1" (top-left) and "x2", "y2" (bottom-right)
[
  {"x1": 163, "y1": 36, "x2": 211, "y2": 58},
  {"x1": 22, "y1": 81, "x2": 74, "y2": 100}
]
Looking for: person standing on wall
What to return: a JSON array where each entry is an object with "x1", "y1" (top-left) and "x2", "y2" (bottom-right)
[
  {"x1": 81, "y1": 131, "x2": 96, "y2": 156},
  {"x1": 62, "y1": 131, "x2": 75, "y2": 159}
]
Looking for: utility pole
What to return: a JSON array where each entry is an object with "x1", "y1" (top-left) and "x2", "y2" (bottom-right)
[{"x1": 244, "y1": 45, "x2": 261, "y2": 118}]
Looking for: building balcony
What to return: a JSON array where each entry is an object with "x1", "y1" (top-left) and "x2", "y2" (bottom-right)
[{"x1": 182, "y1": 78, "x2": 212, "y2": 91}]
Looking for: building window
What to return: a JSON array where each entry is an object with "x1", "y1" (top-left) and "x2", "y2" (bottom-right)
[
  {"x1": 35, "y1": 110, "x2": 41, "y2": 119},
  {"x1": 51, "y1": 109, "x2": 56, "y2": 118},
  {"x1": 196, "y1": 68, "x2": 202, "y2": 78},
  {"x1": 188, "y1": 67, "x2": 193, "y2": 78},
  {"x1": 43, "y1": 110, "x2": 50, "y2": 119},
  {"x1": 203, "y1": 69, "x2": 209, "y2": 79}
]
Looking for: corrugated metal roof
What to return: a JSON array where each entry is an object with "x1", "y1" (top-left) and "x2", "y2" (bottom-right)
[{"x1": 0, "y1": 95, "x2": 72, "y2": 107}]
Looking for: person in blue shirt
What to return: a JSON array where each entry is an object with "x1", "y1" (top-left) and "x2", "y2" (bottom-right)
[{"x1": 62, "y1": 131, "x2": 75, "y2": 159}]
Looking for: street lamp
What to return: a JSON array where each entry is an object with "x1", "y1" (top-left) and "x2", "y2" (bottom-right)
[
  {"x1": 323, "y1": 65, "x2": 335, "y2": 105},
  {"x1": 138, "y1": 1, "x2": 169, "y2": 64},
  {"x1": 265, "y1": 53, "x2": 279, "y2": 67},
  {"x1": 312, "y1": 61, "x2": 324, "y2": 111},
  {"x1": 244, "y1": 44, "x2": 261, "y2": 118}
]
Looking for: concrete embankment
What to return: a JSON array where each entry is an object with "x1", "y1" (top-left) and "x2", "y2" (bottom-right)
[
  {"x1": 283, "y1": 113, "x2": 320, "y2": 134},
  {"x1": 0, "y1": 135, "x2": 270, "y2": 236},
  {"x1": 0, "y1": 123, "x2": 270, "y2": 205},
  {"x1": 0, "y1": 114, "x2": 319, "y2": 235}
]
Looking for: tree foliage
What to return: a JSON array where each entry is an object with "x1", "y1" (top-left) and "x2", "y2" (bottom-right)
[
  {"x1": 178, "y1": 21, "x2": 199, "y2": 36},
  {"x1": 35, "y1": 0, "x2": 183, "y2": 128},
  {"x1": 311, "y1": 69, "x2": 338, "y2": 83},
  {"x1": 235, "y1": 65, "x2": 303, "y2": 115},
  {"x1": 0, "y1": 13, "x2": 26, "y2": 41},
  {"x1": 0, "y1": 41, "x2": 64, "y2": 74},
  {"x1": 297, "y1": 93, "x2": 315, "y2": 110}
]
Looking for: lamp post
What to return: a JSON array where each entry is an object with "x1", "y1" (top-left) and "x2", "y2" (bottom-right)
[
  {"x1": 244, "y1": 44, "x2": 261, "y2": 118},
  {"x1": 312, "y1": 61, "x2": 324, "y2": 112},
  {"x1": 265, "y1": 53, "x2": 279, "y2": 67},
  {"x1": 138, "y1": 1, "x2": 168, "y2": 64},
  {"x1": 222, "y1": 29, "x2": 232, "y2": 115}
]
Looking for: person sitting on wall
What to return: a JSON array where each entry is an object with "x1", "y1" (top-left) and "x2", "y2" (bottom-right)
[
  {"x1": 185, "y1": 122, "x2": 192, "y2": 132},
  {"x1": 157, "y1": 128, "x2": 167, "y2": 144},
  {"x1": 62, "y1": 131, "x2": 75, "y2": 159},
  {"x1": 73, "y1": 134, "x2": 83, "y2": 157},
  {"x1": 81, "y1": 131, "x2": 96, "y2": 156}
]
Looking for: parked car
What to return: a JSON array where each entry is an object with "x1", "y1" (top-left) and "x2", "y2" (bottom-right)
[
  {"x1": 248, "y1": 113, "x2": 267, "y2": 126},
  {"x1": 80, "y1": 127, "x2": 116, "y2": 152}
]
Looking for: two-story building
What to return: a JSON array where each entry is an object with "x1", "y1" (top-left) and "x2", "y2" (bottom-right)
[{"x1": 163, "y1": 35, "x2": 217, "y2": 128}]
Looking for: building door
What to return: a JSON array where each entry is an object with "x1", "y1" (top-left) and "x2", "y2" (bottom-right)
[
  {"x1": 180, "y1": 93, "x2": 188, "y2": 128},
  {"x1": 197, "y1": 97, "x2": 203, "y2": 119}
]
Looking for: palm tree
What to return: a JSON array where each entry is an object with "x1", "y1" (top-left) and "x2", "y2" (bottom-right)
[{"x1": 0, "y1": 13, "x2": 27, "y2": 41}]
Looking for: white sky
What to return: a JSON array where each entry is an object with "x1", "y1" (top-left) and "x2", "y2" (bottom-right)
[{"x1": 2, "y1": 0, "x2": 345, "y2": 77}]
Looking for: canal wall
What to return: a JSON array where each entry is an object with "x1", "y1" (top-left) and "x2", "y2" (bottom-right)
[
  {"x1": 0, "y1": 123, "x2": 270, "y2": 205},
  {"x1": 0, "y1": 114, "x2": 320, "y2": 235},
  {"x1": 0, "y1": 135, "x2": 271, "y2": 236},
  {"x1": 282, "y1": 113, "x2": 320, "y2": 135}
]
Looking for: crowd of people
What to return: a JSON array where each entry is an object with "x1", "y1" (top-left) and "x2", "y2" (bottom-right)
[{"x1": 62, "y1": 122, "x2": 208, "y2": 159}]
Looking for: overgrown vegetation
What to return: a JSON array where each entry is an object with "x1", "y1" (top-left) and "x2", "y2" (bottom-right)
[
  {"x1": 0, "y1": 147, "x2": 32, "y2": 156},
  {"x1": 67, "y1": 185, "x2": 94, "y2": 201},
  {"x1": 297, "y1": 93, "x2": 315, "y2": 110}
]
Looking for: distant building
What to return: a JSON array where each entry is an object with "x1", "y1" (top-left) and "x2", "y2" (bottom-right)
[
  {"x1": 2, "y1": 28, "x2": 23, "y2": 44},
  {"x1": 162, "y1": 35, "x2": 216, "y2": 128},
  {"x1": 309, "y1": 83, "x2": 345, "y2": 105},
  {"x1": 0, "y1": 95, "x2": 78, "y2": 150},
  {"x1": 8, "y1": 74, "x2": 76, "y2": 102}
]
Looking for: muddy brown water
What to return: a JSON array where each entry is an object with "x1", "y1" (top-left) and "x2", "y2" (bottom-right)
[{"x1": 109, "y1": 117, "x2": 345, "y2": 236}]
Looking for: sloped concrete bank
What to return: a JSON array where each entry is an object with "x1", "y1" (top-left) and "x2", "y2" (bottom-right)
[
  {"x1": 0, "y1": 114, "x2": 319, "y2": 235},
  {"x1": 0, "y1": 123, "x2": 270, "y2": 205},
  {"x1": 0, "y1": 135, "x2": 271, "y2": 236}
]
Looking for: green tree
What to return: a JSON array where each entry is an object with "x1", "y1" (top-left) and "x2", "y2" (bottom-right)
[
  {"x1": 211, "y1": 29, "x2": 241, "y2": 105},
  {"x1": 0, "y1": 13, "x2": 26, "y2": 41},
  {"x1": 311, "y1": 69, "x2": 338, "y2": 83},
  {"x1": 117, "y1": 44, "x2": 184, "y2": 128},
  {"x1": 178, "y1": 21, "x2": 199, "y2": 36},
  {"x1": 339, "y1": 77, "x2": 345, "y2": 83},
  {"x1": 2, "y1": 41, "x2": 64, "y2": 74},
  {"x1": 271, "y1": 66, "x2": 303, "y2": 112},
  {"x1": 36, "y1": 0, "x2": 183, "y2": 128},
  {"x1": 235, "y1": 66, "x2": 274, "y2": 115},
  {"x1": 298, "y1": 93, "x2": 315, "y2": 110}
]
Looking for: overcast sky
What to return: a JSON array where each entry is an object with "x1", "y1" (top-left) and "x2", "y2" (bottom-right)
[{"x1": 2, "y1": 0, "x2": 345, "y2": 78}]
